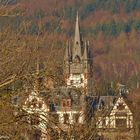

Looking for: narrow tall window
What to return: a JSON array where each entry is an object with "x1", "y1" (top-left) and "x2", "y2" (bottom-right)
[
  {"x1": 63, "y1": 114, "x2": 69, "y2": 124},
  {"x1": 73, "y1": 113, "x2": 80, "y2": 123}
]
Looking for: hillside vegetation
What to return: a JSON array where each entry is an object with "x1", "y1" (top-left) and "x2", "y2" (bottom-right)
[{"x1": 0, "y1": 0, "x2": 140, "y2": 93}]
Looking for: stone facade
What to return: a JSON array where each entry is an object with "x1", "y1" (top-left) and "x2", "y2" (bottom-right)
[
  {"x1": 64, "y1": 13, "x2": 93, "y2": 95},
  {"x1": 21, "y1": 13, "x2": 135, "y2": 140}
]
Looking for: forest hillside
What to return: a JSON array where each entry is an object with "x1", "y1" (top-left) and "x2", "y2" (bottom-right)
[{"x1": 0, "y1": 0, "x2": 140, "y2": 93}]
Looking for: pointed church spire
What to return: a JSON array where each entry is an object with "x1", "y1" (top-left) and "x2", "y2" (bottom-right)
[
  {"x1": 73, "y1": 12, "x2": 82, "y2": 59},
  {"x1": 74, "y1": 12, "x2": 81, "y2": 46}
]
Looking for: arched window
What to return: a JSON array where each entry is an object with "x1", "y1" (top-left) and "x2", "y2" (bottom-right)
[{"x1": 74, "y1": 55, "x2": 80, "y2": 63}]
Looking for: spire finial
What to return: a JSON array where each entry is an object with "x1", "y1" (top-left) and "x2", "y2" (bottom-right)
[{"x1": 76, "y1": 11, "x2": 79, "y2": 21}]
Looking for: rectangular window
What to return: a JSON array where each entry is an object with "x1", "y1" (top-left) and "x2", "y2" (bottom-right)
[
  {"x1": 70, "y1": 80, "x2": 73, "y2": 85},
  {"x1": 52, "y1": 114, "x2": 59, "y2": 123},
  {"x1": 62, "y1": 99, "x2": 71, "y2": 107},
  {"x1": 63, "y1": 100, "x2": 66, "y2": 107},
  {"x1": 102, "y1": 118, "x2": 106, "y2": 127},
  {"x1": 63, "y1": 114, "x2": 69, "y2": 124},
  {"x1": 31, "y1": 114, "x2": 39, "y2": 125},
  {"x1": 73, "y1": 113, "x2": 80, "y2": 123},
  {"x1": 67, "y1": 100, "x2": 71, "y2": 107},
  {"x1": 116, "y1": 119, "x2": 126, "y2": 128}
]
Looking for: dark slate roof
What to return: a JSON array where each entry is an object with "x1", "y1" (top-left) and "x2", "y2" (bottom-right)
[
  {"x1": 40, "y1": 87, "x2": 83, "y2": 111},
  {"x1": 85, "y1": 95, "x2": 118, "y2": 116},
  {"x1": 98, "y1": 96, "x2": 117, "y2": 109}
]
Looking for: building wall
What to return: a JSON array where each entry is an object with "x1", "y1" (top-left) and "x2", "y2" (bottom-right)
[
  {"x1": 50, "y1": 111, "x2": 84, "y2": 125},
  {"x1": 97, "y1": 97, "x2": 133, "y2": 129},
  {"x1": 23, "y1": 91, "x2": 49, "y2": 140},
  {"x1": 64, "y1": 14, "x2": 93, "y2": 95}
]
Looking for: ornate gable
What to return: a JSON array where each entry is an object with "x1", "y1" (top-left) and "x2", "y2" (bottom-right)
[
  {"x1": 111, "y1": 97, "x2": 132, "y2": 116},
  {"x1": 98, "y1": 96, "x2": 133, "y2": 130}
]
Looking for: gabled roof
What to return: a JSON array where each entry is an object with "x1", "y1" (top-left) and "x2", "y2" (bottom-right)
[
  {"x1": 92, "y1": 95, "x2": 133, "y2": 117},
  {"x1": 23, "y1": 90, "x2": 48, "y2": 112},
  {"x1": 110, "y1": 96, "x2": 133, "y2": 116}
]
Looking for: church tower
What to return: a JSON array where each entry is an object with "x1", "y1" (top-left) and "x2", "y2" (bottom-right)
[{"x1": 64, "y1": 13, "x2": 93, "y2": 95}]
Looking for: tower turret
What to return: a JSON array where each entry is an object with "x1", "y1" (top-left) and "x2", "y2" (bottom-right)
[{"x1": 64, "y1": 13, "x2": 93, "y2": 95}]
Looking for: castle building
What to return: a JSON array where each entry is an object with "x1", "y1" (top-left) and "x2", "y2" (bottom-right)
[
  {"x1": 20, "y1": 13, "x2": 134, "y2": 140},
  {"x1": 64, "y1": 13, "x2": 93, "y2": 95}
]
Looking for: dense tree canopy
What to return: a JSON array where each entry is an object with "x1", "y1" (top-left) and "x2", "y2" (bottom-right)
[{"x1": 0, "y1": 0, "x2": 140, "y2": 93}]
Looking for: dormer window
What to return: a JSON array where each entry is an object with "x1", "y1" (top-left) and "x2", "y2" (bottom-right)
[
  {"x1": 31, "y1": 98, "x2": 37, "y2": 108},
  {"x1": 62, "y1": 99, "x2": 71, "y2": 107}
]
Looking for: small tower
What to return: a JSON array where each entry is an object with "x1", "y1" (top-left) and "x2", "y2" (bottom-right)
[{"x1": 64, "y1": 13, "x2": 93, "y2": 95}]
